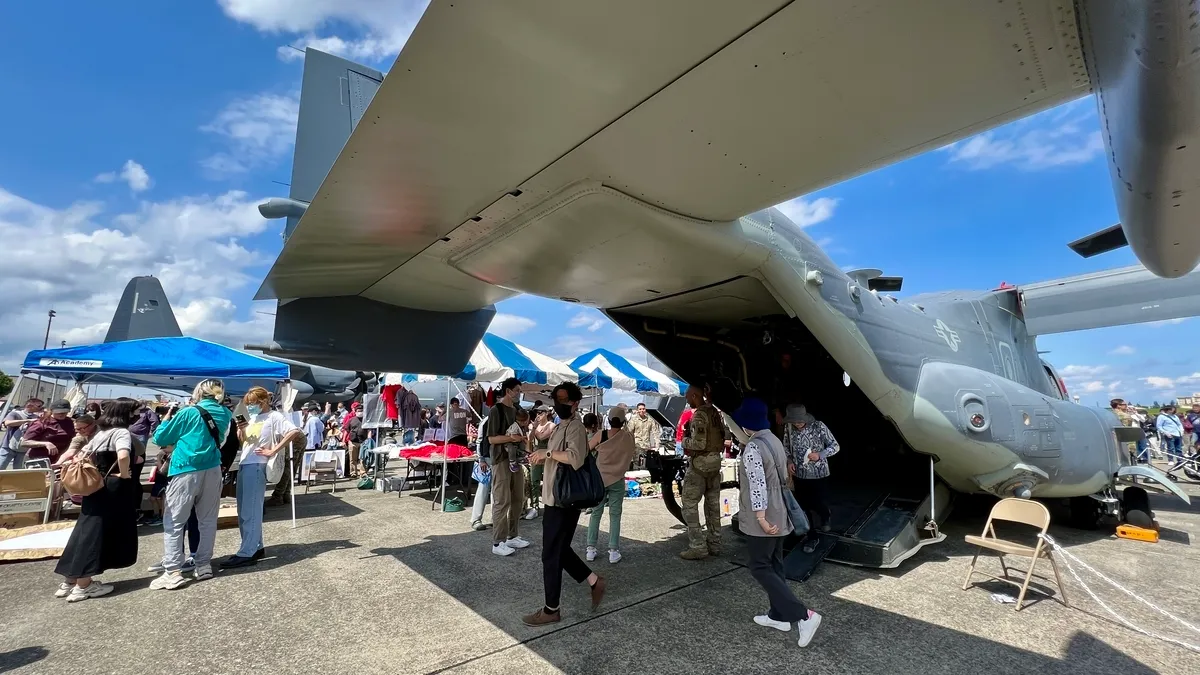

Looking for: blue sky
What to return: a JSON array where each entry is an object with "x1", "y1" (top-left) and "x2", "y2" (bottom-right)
[{"x1": 0, "y1": 0, "x2": 1196, "y2": 407}]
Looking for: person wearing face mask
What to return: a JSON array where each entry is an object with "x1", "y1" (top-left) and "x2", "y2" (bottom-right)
[
  {"x1": 1, "y1": 397, "x2": 43, "y2": 470},
  {"x1": 523, "y1": 382, "x2": 606, "y2": 627},
  {"x1": 149, "y1": 380, "x2": 230, "y2": 589},
  {"x1": 223, "y1": 387, "x2": 304, "y2": 569}
]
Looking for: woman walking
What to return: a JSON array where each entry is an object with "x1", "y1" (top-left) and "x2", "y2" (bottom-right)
[
  {"x1": 223, "y1": 386, "x2": 304, "y2": 569},
  {"x1": 52, "y1": 398, "x2": 140, "y2": 602},
  {"x1": 731, "y1": 396, "x2": 824, "y2": 648},
  {"x1": 523, "y1": 382, "x2": 606, "y2": 627},
  {"x1": 586, "y1": 407, "x2": 636, "y2": 564}
]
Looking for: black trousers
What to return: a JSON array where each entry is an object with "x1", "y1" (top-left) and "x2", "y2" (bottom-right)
[
  {"x1": 747, "y1": 535, "x2": 809, "y2": 623},
  {"x1": 541, "y1": 505, "x2": 592, "y2": 609},
  {"x1": 793, "y1": 477, "x2": 830, "y2": 536}
]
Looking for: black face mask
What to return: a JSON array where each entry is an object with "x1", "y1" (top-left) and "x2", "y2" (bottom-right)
[{"x1": 554, "y1": 403, "x2": 574, "y2": 420}]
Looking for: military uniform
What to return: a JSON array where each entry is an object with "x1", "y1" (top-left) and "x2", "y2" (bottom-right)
[
  {"x1": 680, "y1": 404, "x2": 726, "y2": 559},
  {"x1": 1114, "y1": 407, "x2": 1137, "y2": 463},
  {"x1": 626, "y1": 413, "x2": 660, "y2": 453}
]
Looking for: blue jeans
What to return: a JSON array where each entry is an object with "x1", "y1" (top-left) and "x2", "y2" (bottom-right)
[
  {"x1": 1136, "y1": 438, "x2": 1149, "y2": 463},
  {"x1": 235, "y1": 463, "x2": 267, "y2": 558},
  {"x1": 0, "y1": 447, "x2": 25, "y2": 470},
  {"x1": 1164, "y1": 435, "x2": 1184, "y2": 461}
]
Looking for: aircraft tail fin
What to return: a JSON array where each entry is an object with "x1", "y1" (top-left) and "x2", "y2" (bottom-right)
[
  {"x1": 274, "y1": 48, "x2": 385, "y2": 239},
  {"x1": 104, "y1": 276, "x2": 183, "y2": 342},
  {"x1": 1019, "y1": 265, "x2": 1200, "y2": 335}
]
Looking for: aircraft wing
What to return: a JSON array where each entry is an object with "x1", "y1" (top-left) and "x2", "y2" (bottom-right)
[
  {"x1": 1019, "y1": 265, "x2": 1200, "y2": 336},
  {"x1": 259, "y1": 1, "x2": 1088, "y2": 304}
]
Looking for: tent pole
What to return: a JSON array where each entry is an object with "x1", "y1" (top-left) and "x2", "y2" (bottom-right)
[{"x1": 441, "y1": 376, "x2": 450, "y2": 512}]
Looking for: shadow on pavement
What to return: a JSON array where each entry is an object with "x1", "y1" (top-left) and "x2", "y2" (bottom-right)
[
  {"x1": 0, "y1": 647, "x2": 48, "y2": 674},
  {"x1": 218, "y1": 540, "x2": 361, "y2": 575}
]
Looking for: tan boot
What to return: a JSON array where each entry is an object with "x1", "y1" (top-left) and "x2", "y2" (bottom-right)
[{"x1": 680, "y1": 547, "x2": 709, "y2": 560}]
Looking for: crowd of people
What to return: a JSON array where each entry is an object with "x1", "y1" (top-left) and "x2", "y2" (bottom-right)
[{"x1": 2, "y1": 369, "x2": 837, "y2": 649}]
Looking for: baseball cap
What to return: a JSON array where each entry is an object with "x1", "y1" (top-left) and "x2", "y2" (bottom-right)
[{"x1": 50, "y1": 399, "x2": 72, "y2": 413}]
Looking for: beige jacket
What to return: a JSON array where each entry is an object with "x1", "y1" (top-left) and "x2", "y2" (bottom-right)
[
  {"x1": 626, "y1": 414, "x2": 660, "y2": 451},
  {"x1": 595, "y1": 428, "x2": 637, "y2": 487},
  {"x1": 541, "y1": 418, "x2": 588, "y2": 508}
]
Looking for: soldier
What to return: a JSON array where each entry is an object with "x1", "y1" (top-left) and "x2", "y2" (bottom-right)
[
  {"x1": 1110, "y1": 398, "x2": 1138, "y2": 463},
  {"x1": 626, "y1": 402, "x2": 661, "y2": 464},
  {"x1": 679, "y1": 384, "x2": 726, "y2": 560}
]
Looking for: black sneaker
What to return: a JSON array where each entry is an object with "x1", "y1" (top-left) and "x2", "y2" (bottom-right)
[
  {"x1": 221, "y1": 555, "x2": 256, "y2": 569},
  {"x1": 251, "y1": 548, "x2": 265, "y2": 561}
]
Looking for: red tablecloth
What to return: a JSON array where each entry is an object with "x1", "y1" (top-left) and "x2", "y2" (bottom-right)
[{"x1": 398, "y1": 442, "x2": 473, "y2": 460}]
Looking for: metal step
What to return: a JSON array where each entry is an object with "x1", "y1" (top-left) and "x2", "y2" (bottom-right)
[{"x1": 823, "y1": 481, "x2": 952, "y2": 569}]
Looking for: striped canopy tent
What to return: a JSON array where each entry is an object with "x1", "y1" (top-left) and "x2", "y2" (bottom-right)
[
  {"x1": 569, "y1": 348, "x2": 686, "y2": 395},
  {"x1": 382, "y1": 332, "x2": 579, "y2": 389}
]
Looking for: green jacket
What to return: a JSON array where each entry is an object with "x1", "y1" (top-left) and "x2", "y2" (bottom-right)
[{"x1": 152, "y1": 398, "x2": 230, "y2": 476}]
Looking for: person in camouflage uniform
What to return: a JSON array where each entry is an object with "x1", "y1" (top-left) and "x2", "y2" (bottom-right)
[
  {"x1": 1110, "y1": 398, "x2": 1138, "y2": 464},
  {"x1": 679, "y1": 385, "x2": 727, "y2": 560}
]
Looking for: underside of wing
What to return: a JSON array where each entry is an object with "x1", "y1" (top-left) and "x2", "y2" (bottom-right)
[{"x1": 257, "y1": 0, "x2": 1093, "y2": 370}]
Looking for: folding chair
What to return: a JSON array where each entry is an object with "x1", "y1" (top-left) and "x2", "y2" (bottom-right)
[
  {"x1": 305, "y1": 456, "x2": 340, "y2": 494},
  {"x1": 961, "y1": 497, "x2": 1068, "y2": 611}
]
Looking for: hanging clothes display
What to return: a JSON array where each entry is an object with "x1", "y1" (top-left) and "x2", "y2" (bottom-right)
[
  {"x1": 381, "y1": 383, "x2": 402, "y2": 420},
  {"x1": 397, "y1": 386, "x2": 422, "y2": 429},
  {"x1": 361, "y1": 393, "x2": 389, "y2": 429}
]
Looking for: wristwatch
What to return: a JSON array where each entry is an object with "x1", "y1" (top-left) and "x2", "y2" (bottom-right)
[{"x1": 545, "y1": 449, "x2": 553, "y2": 459}]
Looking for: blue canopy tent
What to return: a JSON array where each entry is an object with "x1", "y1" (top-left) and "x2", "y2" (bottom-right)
[
  {"x1": 569, "y1": 348, "x2": 686, "y2": 395},
  {"x1": 16, "y1": 336, "x2": 290, "y2": 396}
]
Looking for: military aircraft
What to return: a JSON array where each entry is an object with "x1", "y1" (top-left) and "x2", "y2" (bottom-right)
[
  {"x1": 253, "y1": 4, "x2": 1200, "y2": 568},
  {"x1": 106, "y1": 276, "x2": 372, "y2": 404}
]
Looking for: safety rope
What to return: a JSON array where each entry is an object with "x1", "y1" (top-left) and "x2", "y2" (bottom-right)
[{"x1": 1040, "y1": 533, "x2": 1200, "y2": 654}]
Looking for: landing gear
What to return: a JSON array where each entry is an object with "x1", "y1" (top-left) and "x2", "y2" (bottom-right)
[
  {"x1": 1120, "y1": 486, "x2": 1153, "y2": 528},
  {"x1": 1064, "y1": 496, "x2": 1105, "y2": 529}
]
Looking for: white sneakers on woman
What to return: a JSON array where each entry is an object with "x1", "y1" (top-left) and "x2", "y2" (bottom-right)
[
  {"x1": 586, "y1": 547, "x2": 623, "y2": 564},
  {"x1": 753, "y1": 610, "x2": 823, "y2": 647},
  {"x1": 66, "y1": 582, "x2": 113, "y2": 602}
]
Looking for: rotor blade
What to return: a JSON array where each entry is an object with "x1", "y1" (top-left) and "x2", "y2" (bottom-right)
[{"x1": 1067, "y1": 223, "x2": 1127, "y2": 258}]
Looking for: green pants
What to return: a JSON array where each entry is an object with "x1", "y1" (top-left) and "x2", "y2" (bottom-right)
[
  {"x1": 525, "y1": 463, "x2": 544, "y2": 510},
  {"x1": 586, "y1": 480, "x2": 627, "y2": 550}
]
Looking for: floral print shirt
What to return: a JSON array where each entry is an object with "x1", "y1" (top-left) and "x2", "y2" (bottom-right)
[{"x1": 785, "y1": 421, "x2": 840, "y2": 480}]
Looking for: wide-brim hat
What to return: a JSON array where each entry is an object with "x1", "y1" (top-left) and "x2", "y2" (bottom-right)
[{"x1": 784, "y1": 404, "x2": 815, "y2": 425}]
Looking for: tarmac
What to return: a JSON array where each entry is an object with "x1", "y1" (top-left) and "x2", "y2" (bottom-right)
[{"x1": 2, "y1": 474, "x2": 1199, "y2": 675}]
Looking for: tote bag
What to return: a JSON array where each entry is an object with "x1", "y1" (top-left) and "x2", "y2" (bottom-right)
[{"x1": 551, "y1": 422, "x2": 606, "y2": 509}]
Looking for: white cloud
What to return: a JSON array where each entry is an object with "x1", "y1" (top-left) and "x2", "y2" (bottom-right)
[
  {"x1": 617, "y1": 345, "x2": 648, "y2": 364},
  {"x1": 1109, "y1": 345, "x2": 1136, "y2": 356},
  {"x1": 567, "y1": 311, "x2": 604, "y2": 333},
  {"x1": 943, "y1": 99, "x2": 1104, "y2": 171},
  {"x1": 0, "y1": 184, "x2": 275, "y2": 371},
  {"x1": 200, "y1": 93, "x2": 300, "y2": 176},
  {"x1": 1143, "y1": 376, "x2": 1182, "y2": 391},
  {"x1": 488, "y1": 313, "x2": 535, "y2": 339},
  {"x1": 1058, "y1": 364, "x2": 1110, "y2": 379},
  {"x1": 549, "y1": 334, "x2": 598, "y2": 361},
  {"x1": 217, "y1": 0, "x2": 429, "y2": 65},
  {"x1": 94, "y1": 160, "x2": 152, "y2": 192},
  {"x1": 774, "y1": 196, "x2": 840, "y2": 228}
]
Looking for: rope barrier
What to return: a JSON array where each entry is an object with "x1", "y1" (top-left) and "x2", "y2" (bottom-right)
[{"x1": 1039, "y1": 533, "x2": 1200, "y2": 654}]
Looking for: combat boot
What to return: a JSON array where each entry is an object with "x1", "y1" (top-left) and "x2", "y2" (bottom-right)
[
  {"x1": 680, "y1": 547, "x2": 709, "y2": 560},
  {"x1": 707, "y1": 541, "x2": 723, "y2": 557}
]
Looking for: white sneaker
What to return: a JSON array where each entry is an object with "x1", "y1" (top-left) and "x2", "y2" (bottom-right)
[
  {"x1": 54, "y1": 582, "x2": 73, "y2": 598},
  {"x1": 149, "y1": 571, "x2": 191, "y2": 590},
  {"x1": 67, "y1": 582, "x2": 113, "y2": 602},
  {"x1": 524, "y1": 508, "x2": 539, "y2": 520},
  {"x1": 797, "y1": 610, "x2": 822, "y2": 647},
  {"x1": 506, "y1": 536, "x2": 531, "y2": 549},
  {"x1": 586, "y1": 546, "x2": 598, "y2": 562},
  {"x1": 608, "y1": 550, "x2": 622, "y2": 564},
  {"x1": 193, "y1": 564, "x2": 213, "y2": 581},
  {"x1": 471, "y1": 520, "x2": 488, "y2": 531},
  {"x1": 754, "y1": 614, "x2": 791, "y2": 632},
  {"x1": 492, "y1": 542, "x2": 515, "y2": 557}
]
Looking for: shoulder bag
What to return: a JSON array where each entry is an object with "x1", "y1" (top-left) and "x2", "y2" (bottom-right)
[
  {"x1": 774, "y1": 437, "x2": 809, "y2": 536},
  {"x1": 61, "y1": 433, "x2": 116, "y2": 497},
  {"x1": 263, "y1": 413, "x2": 289, "y2": 484},
  {"x1": 552, "y1": 421, "x2": 606, "y2": 509}
]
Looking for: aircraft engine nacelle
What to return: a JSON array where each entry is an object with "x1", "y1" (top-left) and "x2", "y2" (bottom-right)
[{"x1": 912, "y1": 361, "x2": 1125, "y2": 500}]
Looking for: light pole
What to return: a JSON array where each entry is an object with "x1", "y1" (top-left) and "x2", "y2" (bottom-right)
[
  {"x1": 44, "y1": 310, "x2": 56, "y2": 349},
  {"x1": 60, "y1": 340, "x2": 66, "y2": 348},
  {"x1": 36, "y1": 310, "x2": 57, "y2": 398}
]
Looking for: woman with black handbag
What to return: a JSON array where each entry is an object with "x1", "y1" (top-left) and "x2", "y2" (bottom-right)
[{"x1": 522, "y1": 382, "x2": 606, "y2": 627}]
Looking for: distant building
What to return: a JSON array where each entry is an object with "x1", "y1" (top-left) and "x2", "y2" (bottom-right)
[{"x1": 1176, "y1": 393, "x2": 1200, "y2": 407}]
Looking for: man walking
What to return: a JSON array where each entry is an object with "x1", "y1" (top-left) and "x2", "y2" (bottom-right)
[
  {"x1": 679, "y1": 385, "x2": 727, "y2": 560},
  {"x1": 626, "y1": 403, "x2": 661, "y2": 463},
  {"x1": 485, "y1": 378, "x2": 531, "y2": 556}
]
